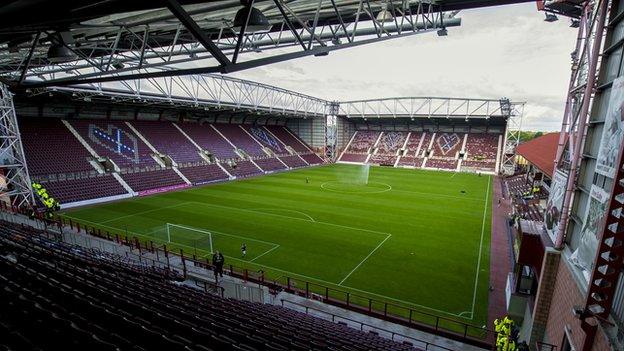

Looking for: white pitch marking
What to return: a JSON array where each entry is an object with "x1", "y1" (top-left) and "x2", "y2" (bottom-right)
[
  {"x1": 212, "y1": 250, "x2": 465, "y2": 318},
  {"x1": 168, "y1": 222, "x2": 280, "y2": 247},
  {"x1": 469, "y1": 176, "x2": 491, "y2": 318},
  {"x1": 250, "y1": 208, "x2": 315, "y2": 222},
  {"x1": 99, "y1": 201, "x2": 191, "y2": 224},
  {"x1": 64, "y1": 173, "x2": 493, "y2": 321},
  {"x1": 189, "y1": 201, "x2": 390, "y2": 237},
  {"x1": 458, "y1": 311, "x2": 473, "y2": 318},
  {"x1": 250, "y1": 244, "x2": 281, "y2": 262},
  {"x1": 338, "y1": 234, "x2": 392, "y2": 285},
  {"x1": 61, "y1": 214, "x2": 462, "y2": 319}
]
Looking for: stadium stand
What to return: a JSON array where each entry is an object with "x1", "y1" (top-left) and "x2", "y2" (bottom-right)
[
  {"x1": 505, "y1": 174, "x2": 548, "y2": 199},
  {"x1": 369, "y1": 132, "x2": 407, "y2": 165},
  {"x1": 430, "y1": 133, "x2": 464, "y2": 158},
  {"x1": 19, "y1": 118, "x2": 95, "y2": 177},
  {"x1": 264, "y1": 126, "x2": 325, "y2": 164},
  {"x1": 515, "y1": 203, "x2": 544, "y2": 222},
  {"x1": 377, "y1": 132, "x2": 408, "y2": 155},
  {"x1": 176, "y1": 123, "x2": 239, "y2": 161},
  {"x1": 70, "y1": 120, "x2": 158, "y2": 169},
  {"x1": 130, "y1": 121, "x2": 203, "y2": 164},
  {"x1": 119, "y1": 168, "x2": 186, "y2": 193},
  {"x1": 300, "y1": 153, "x2": 324, "y2": 165},
  {"x1": 278, "y1": 155, "x2": 308, "y2": 168},
  {"x1": 424, "y1": 133, "x2": 463, "y2": 170},
  {"x1": 397, "y1": 156, "x2": 424, "y2": 168},
  {"x1": 397, "y1": 132, "x2": 425, "y2": 167},
  {"x1": 265, "y1": 125, "x2": 309, "y2": 153},
  {"x1": 461, "y1": 133, "x2": 499, "y2": 172},
  {"x1": 339, "y1": 131, "x2": 380, "y2": 163},
  {"x1": 178, "y1": 164, "x2": 229, "y2": 185},
  {"x1": 213, "y1": 124, "x2": 266, "y2": 157},
  {"x1": 243, "y1": 125, "x2": 288, "y2": 156},
  {"x1": 38, "y1": 175, "x2": 127, "y2": 204},
  {"x1": 16, "y1": 118, "x2": 324, "y2": 204},
  {"x1": 424, "y1": 158, "x2": 458, "y2": 170},
  {"x1": 368, "y1": 154, "x2": 397, "y2": 165},
  {"x1": 221, "y1": 160, "x2": 262, "y2": 178},
  {"x1": 417, "y1": 133, "x2": 433, "y2": 158},
  {"x1": 252, "y1": 156, "x2": 288, "y2": 172},
  {"x1": 505, "y1": 174, "x2": 547, "y2": 222},
  {"x1": 0, "y1": 220, "x2": 418, "y2": 351}
]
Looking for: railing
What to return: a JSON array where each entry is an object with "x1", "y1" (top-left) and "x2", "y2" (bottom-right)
[
  {"x1": 280, "y1": 299, "x2": 458, "y2": 351},
  {"x1": 0, "y1": 203, "x2": 497, "y2": 349},
  {"x1": 273, "y1": 275, "x2": 497, "y2": 347}
]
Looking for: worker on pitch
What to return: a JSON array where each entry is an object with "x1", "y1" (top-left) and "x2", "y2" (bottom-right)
[{"x1": 241, "y1": 243, "x2": 247, "y2": 258}]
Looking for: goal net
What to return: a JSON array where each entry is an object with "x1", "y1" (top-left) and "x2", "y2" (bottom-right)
[
  {"x1": 165, "y1": 223, "x2": 214, "y2": 254},
  {"x1": 149, "y1": 223, "x2": 277, "y2": 259}
]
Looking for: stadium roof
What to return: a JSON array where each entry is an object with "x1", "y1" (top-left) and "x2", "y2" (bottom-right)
[
  {"x1": 516, "y1": 132, "x2": 561, "y2": 178},
  {"x1": 0, "y1": 0, "x2": 533, "y2": 88}
]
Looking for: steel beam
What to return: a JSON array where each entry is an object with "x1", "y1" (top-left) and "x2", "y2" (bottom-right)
[{"x1": 162, "y1": 0, "x2": 231, "y2": 67}]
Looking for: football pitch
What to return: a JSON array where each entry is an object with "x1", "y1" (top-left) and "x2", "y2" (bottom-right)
[{"x1": 62, "y1": 164, "x2": 492, "y2": 328}]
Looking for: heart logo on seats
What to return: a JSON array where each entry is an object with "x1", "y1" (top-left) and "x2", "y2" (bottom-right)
[
  {"x1": 437, "y1": 133, "x2": 460, "y2": 155},
  {"x1": 88, "y1": 124, "x2": 139, "y2": 163}
]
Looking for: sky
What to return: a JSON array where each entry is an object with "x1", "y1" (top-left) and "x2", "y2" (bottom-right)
[{"x1": 230, "y1": 2, "x2": 577, "y2": 131}]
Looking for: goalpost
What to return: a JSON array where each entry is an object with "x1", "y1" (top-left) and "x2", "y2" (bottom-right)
[{"x1": 165, "y1": 223, "x2": 214, "y2": 254}]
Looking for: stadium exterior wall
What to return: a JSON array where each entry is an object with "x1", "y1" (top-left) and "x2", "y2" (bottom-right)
[
  {"x1": 543, "y1": 254, "x2": 612, "y2": 351},
  {"x1": 525, "y1": 1, "x2": 624, "y2": 350}
]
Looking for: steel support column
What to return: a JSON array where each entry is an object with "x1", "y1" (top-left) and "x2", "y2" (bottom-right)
[
  {"x1": 500, "y1": 99, "x2": 525, "y2": 175},
  {"x1": 554, "y1": 0, "x2": 608, "y2": 248},
  {"x1": 0, "y1": 83, "x2": 34, "y2": 208}
]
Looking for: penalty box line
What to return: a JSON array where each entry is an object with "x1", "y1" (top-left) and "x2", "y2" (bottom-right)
[
  {"x1": 62, "y1": 215, "x2": 281, "y2": 262},
  {"x1": 338, "y1": 233, "x2": 392, "y2": 286},
  {"x1": 61, "y1": 214, "x2": 465, "y2": 320},
  {"x1": 167, "y1": 223, "x2": 281, "y2": 261}
]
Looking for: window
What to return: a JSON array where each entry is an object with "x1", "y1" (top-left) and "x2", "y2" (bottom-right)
[{"x1": 561, "y1": 326, "x2": 576, "y2": 351}]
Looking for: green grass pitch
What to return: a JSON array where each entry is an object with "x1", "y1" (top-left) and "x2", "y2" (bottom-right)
[{"x1": 62, "y1": 164, "x2": 492, "y2": 328}]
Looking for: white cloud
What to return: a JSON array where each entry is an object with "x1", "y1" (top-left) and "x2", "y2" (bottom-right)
[{"x1": 231, "y1": 3, "x2": 577, "y2": 131}]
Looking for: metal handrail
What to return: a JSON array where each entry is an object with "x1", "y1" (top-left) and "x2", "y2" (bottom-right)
[
  {"x1": 274, "y1": 274, "x2": 495, "y2": 341},
  {"x1": 280, "y1": 299, "x2": 459, "y2": 351}
]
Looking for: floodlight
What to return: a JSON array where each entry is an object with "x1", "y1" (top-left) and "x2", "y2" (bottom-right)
[
  {"x1": 544, "y1": 13, "x2": 558, "y2": 22},
  {"x1": 376, "y1": 3, "x2": 394, "y2": 23},
  {"x1": 111, "y1": 60, "x2": 124, "y2": 70},
  {"x1": 437, "y1": 28, "x2": 448, "y2": 36},
  {"x1": 233, "y1": 6, "x2": 272, "y2": 33},
  {"x1": 570, "y1": 19, "x2": 580, "y2": 28},
  {"x1": 47, "y1": 44, "x2": 76, "y2": 63}
]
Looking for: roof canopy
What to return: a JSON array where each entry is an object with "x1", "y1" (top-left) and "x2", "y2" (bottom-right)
[
  {"x1": 0, "y1": 0, "x2": 532, "y2": 88},
  {"x1": 516, "y1": 132, "x2": 561, "y2": 178}
]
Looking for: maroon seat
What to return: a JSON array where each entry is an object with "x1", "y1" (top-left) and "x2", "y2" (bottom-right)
[
  {"x1": 120, "y1": 169, "x2": 185, "y2": 192},
  {"x1": 19, "y1": 118, "x2": 94, "y2": 176},
  {"x1": 131, "y1": 121, "x2": 202, "y2": 164},
  {"x1": 42, "y1": 175, "x2": 127, "y2": 204},
  {"x1": 178, "y1": 164, "x2": 229, "y2": 185},
  {"x1": 253, "y1": 157, "x2": 287, "y2": 172},
  {"x1": 213, "y1": 124, "x2": 265, "y2": 158}
]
